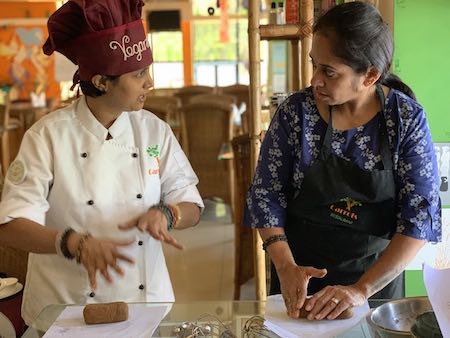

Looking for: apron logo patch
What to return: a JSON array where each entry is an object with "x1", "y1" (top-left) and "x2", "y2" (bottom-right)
[
  {"x1": 329, "y1": 197, "x2": 361, "y2": 224},
  {"x1": 7, "y1": 160, "x2": 26, "y2": 185},
  {"x1": 146, "y1": 145, "x2": 160, "y2": 175}
]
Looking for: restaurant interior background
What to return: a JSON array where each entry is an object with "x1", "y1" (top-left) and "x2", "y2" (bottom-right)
[{"x1": 0, "y1": 0, "x2": 449, "y2": 311}]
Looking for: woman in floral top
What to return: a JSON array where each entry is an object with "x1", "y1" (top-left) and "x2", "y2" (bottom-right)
[{"x1": 245, "y1": 2, "x2": 441, "y2": 321}]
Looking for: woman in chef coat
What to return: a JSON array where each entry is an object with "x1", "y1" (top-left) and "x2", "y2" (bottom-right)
[
  {"x1": 0, "y1": 0, "x2": 203, "y2": 325},
  {"x1": 244, "y1": 2, "x2": 441, "y2": 321}
]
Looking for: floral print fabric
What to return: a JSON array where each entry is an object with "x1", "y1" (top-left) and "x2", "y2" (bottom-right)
[{"x1": 244, "y1": 87, "x2": 441, "y2": 242}]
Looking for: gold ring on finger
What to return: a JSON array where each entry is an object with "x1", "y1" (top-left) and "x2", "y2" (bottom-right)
[{"x1": 330, "y1": 297, "x2": 339, "y2": 305}]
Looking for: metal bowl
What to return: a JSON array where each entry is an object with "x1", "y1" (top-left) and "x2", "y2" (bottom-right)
[
  {"x1": 410, "y1": 311, "x2": 443, "y2": 338},
  {"x1": 366, "y1": 297, "x2": 432, "y2": 338}
]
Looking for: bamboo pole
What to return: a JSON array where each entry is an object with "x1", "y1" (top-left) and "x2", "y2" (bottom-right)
[
  {"x1": 290, "y1": 40, "x2": 301, "y2": 91},
  {"x1": 248, "y1": 0, "x2": 266, "y2": 301},
  {"x1": 300, "y1": 0, "x2": 314, "y2": 88}
]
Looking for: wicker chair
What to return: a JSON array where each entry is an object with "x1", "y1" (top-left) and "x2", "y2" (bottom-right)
[
  {"x1": 181, "y1": 100, "x2": 235, "y2": 207},
  {"x1": 0, "y1": 246, "x2": 28, "y2": 285},
  {"x1": 143, "y1": 96, "x2": 188, "y2": 154},
  {"x1": 231, "y1": 134, "x2": 255, "y2": 299},
  {"x1": 174, "y1": 85, "x2": 215, "y2": 106},
  {"x1": 189, "y1": 93, "x2": 237, "y2": 106},
  {"x1": 148, "y1": 87, "x2": 179, "y2": 97},
  {"x1": 0, "y1": 91, "x2": 23, "y2": 175},
  {"x1": 0, "y1": 170, "x2": 29, "y2": 285},
  {"x1": 144, "y1": 95, "x2": 181, "y2": 122}
]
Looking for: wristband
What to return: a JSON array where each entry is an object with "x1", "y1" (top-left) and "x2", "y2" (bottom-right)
[
  {"x1": 56, "y1": 228, "x2": 75, "y2": 260},
  {"x1": 262, "y1": 234, "x2": 288, "y2": 251}
]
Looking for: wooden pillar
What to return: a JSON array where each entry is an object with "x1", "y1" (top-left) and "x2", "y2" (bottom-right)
[
  {"x1": 301, "y1": 0, "x2": 314, "y2": 88},
  {"x1": 248, "y1": 0, "x2": 266, "y2": 301},
  {"x1": 290, "y1": 40, "x2": 301, "y2": 91}
]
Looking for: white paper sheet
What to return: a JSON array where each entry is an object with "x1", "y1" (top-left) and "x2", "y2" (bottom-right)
[
  {"x1": 423, "y1": 263, "x2": 450, "y2": 336},
  {"x1": 42, "y1": 303, "x2": 170, "y2": 338},
  {"x1": 264, "y1": 294, "x2": 370, "y2": 338}
]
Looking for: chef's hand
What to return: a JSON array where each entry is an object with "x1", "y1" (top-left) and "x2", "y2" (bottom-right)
[
  {"x1": 119, "y1": 209, "x2": 184, "y2": 250},
  {"x1": 67, "y1": 234, "x2": 135, "y2": 290},
  {"x1": 305, "y1": 284, "x2": 366, "y2": 320},
  {"x1": 277, "y1": 263, "x2": 327, "y2": 318}
]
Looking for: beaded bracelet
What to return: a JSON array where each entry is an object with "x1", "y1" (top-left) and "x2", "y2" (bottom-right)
[
  {"x1": 75, "y1": 233, "x2": 91, "y2": 264},
  {"x1": 262, "y1": 234, "x2": 288, "y2": 251},
  {"x1": 56, "y1": 228, "x2": 75, "y2": 260},
  {"x1": 150, "y1": 203, "x2": 175, "y2": 231}
]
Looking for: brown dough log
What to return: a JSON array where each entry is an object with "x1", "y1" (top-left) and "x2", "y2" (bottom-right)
[
  {"x1": 83, "y1": 302, "x2": 129, "y2": 325},
  {"x1": 298, "y1": 299, "x2": 354, "y2": 320}
]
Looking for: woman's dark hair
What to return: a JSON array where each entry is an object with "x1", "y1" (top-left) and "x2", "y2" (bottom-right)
[
  {"x1": 313, "y1": 1, "x2": 416, "y2": 100},
  {"x1": 80, "y1": 75, "x2": 120, "y2": 97}
]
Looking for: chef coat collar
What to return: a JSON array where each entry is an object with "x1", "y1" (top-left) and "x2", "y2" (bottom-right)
[{"x1": 76, "y1": 96, "x2": 134, "y2": 145}]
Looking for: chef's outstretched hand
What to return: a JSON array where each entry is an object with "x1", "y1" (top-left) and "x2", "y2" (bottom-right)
[
  {"x1": 304, "y1": 284, "x2": 366, "y2": 320},
  {"x1": 67, "y1": 233, "x2": 135, "y2": 290},
  {"x1": 277, "y1": 264, "x2": 327, "y2": 318},
  {"x1": 119, "y1": 208, "x2": 184, "y2": 250}
]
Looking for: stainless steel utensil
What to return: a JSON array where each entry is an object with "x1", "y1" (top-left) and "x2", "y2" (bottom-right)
[{"x1": 366, "y1": 296, "x2": 432, "y2": 338}]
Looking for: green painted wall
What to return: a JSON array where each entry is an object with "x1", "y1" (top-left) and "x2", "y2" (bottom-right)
[
  {"x1": 394, "y1": 0, "x2": 450, "y2": 296},
  {"x1": 405, "y1": 270, "x2": 427, "y2": 297},
  {"x1": 394, "y1": 0, "x2": 450, "y2": 143}
]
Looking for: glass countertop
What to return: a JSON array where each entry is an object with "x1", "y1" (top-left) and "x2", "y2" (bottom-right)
[{"x1": 22, "y1": 300, "x2": 376, "y2": 337}]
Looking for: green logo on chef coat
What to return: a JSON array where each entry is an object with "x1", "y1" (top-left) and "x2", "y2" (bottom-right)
[{"x1": 146, "y1": 145, "x2": 160, "y2": 158}]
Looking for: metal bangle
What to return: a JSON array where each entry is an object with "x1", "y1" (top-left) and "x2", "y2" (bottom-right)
[{"x1": 168, "y1": 204, "x2": 181, "y2": 228}]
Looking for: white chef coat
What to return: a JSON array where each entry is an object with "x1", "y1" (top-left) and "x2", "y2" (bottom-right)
[{"x1": 0, "y1": 96, "x2": 204, "y2": 325}]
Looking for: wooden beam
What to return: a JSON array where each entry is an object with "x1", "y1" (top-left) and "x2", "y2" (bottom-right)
[{"x1": 248, "y1": 0, "x2": 266, "y2": 301}]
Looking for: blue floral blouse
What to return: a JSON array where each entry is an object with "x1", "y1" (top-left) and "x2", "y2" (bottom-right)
[{"x1": 244, "y1": 87, "x2": 441, "y2": 242}]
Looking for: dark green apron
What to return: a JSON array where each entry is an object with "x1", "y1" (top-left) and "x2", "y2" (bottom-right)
[{"x1": 270, "y1": 85, "x2": 404, "y2": 299}]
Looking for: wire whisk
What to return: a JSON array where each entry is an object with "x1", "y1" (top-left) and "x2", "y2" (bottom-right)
[
  {"x1": 173, "y1": 313, "x2": 237, "y2": 338},
  {"x1": 242, "y1": 316, "x2": 282, "y2": 338}
]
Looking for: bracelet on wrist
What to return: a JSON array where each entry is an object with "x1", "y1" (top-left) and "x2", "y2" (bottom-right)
[
  {"x1": 168, "y1": 204, "x2": 181, "y2": 228},
  {"x1": 56, "y1": 228, "x2": 75, "y2": 260},
  {"x1": 75, "y1": 233, "x2": 91, "y2": 264},
  {"x1": 262, "y1": 234, "x2": 288, "y2": 251},
  {"x1": 150, "y1": 203, "x2": 175, "y2": 231}
]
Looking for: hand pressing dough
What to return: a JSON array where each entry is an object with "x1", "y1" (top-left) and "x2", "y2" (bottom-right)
[
  {"x1": 83, "y1": 302, "x2": 129, "y2": 324},
  {"x1": 298, "y1": 299, "x2": 353, "y2": 320}
]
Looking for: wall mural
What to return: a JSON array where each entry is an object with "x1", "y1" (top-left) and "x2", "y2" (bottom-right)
[{"x1": 0, "y1": 24, "x2": 59, "y2": 100}]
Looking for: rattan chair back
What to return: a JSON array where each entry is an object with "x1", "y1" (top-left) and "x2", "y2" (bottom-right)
[
  {"x1": 174, "y1": 85, "x2": 214, "y2": 106},
  {"x1": 182, "y1": 101, "x2": 234, "y2": 204}
]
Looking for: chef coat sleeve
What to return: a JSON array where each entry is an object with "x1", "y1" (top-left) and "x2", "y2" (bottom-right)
[
  {"x1": 243, "y1": 97, "x2": 298, "y2": 228},
  {"x1": 0, "y1": 129, "x2": 53, "y2": 226},
  {"x1": 159, "y1": 125, "x2": 204, "y2": 210},
  {"x1": 395, "y1": 100, "x2": 441, "y2": 243}
]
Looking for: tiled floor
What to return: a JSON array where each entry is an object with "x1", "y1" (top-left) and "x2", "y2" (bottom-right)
[{"x1": 163, "y1": 199, "x2": 239, "y2": 301}]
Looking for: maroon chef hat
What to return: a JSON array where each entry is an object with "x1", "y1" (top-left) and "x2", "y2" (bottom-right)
[{"x1": 43, "y1": 0, "x2": 153, "y2": 83}]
